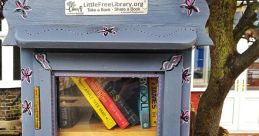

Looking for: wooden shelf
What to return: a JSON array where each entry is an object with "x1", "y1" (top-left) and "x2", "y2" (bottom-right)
[{"x1": 58, "y1": 118, "x2": 156, "y2": 136}]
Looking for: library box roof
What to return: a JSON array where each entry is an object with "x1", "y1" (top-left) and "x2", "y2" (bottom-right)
[{"x1": 3, "y1": 0, "x2": 212, "y2": 50}]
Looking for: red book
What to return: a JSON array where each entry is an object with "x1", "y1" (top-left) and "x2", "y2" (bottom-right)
[{"x1": 85, "y1": 77, "x2": 129, "y2": 129}]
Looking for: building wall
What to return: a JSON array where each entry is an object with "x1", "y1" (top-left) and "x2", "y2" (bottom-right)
[
  {"x1": 190, "y1": 92, "x2": 203, "y2": 112},
  {"x1": 0, "y1": 88, "x2": 21, "y2": 121},
  {"x1": 0, "y1": 19, "x2": 22, "y2": 134}
]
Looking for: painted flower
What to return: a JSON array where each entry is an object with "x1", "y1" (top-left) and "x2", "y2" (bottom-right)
[
  {"x1": 180, "y1": 110, "x2": 189, "y2": 123},
  {"x1": 14, "y1": 0, "x2": 31, "y2": 18},
  {"x1": 34, "y1": 53, "x2": 52, "y2": 71},
  {"x1": 180, "y1": 0, "x2": 200, "y2": 16},
  {"x1": 182, "y1": 67, "x2": 191, "y2": 84},
  {"x1": 22, "y1": 100, "x2": 32, "y2": 116},
  {"x1": 21, "y1": 67, "x2": 32, "y2": 83},
  {"x1": 161, "y1": 55, "x2": 182, "y2": 71},
  {"x1": 98, "y1": 26, "x2": 116, "y2": 36}
]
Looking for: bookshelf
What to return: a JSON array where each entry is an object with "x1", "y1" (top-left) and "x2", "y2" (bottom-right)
[
  {"x1": 58, "y1": 77, "x2": 158, "y2": 136},
  {"x1": 59, "y1": 118, "x2": 156, "y2": 136}
]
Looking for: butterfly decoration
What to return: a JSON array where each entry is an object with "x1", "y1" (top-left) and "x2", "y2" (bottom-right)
[
  {"x1": 34, "y1": 53, "x2": 52, "y2": 71},
  {"x1": 161, "y1": 55, "x2": 182, "y2": 71},
  {"x1": 180, "y1": 0, "x2": 200, "y2": 16},
  {"x1": 98, "y1": 26, "x2": 116, "y2": 36},
  {"x1": 180, "y1": 110, "x2": 189, "y2": 124},
  {"x1": 14, "y1": 0, "x2": 32, "y2": 19},
  {"x1": 22, "y1": 100, "x2": 32, "y2": 116},
  {"x1": 21, "y1": 67, "x2": 32, "y2": 84},
  {"x1": 182, "y1": 67, "x2": 191, "y2": 84}
]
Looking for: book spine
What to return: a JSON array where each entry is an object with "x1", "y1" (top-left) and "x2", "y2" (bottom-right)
[
  {"x1": 59, "y1": 106, "x2": 80, "y2": 128},
  {"x1": 148, "y1": 78, "x2": 158, "y2": 127},
  {"x1": 139, "y1": 78, "x2": 150, "y2": 128},
  {"x1": 71, "y1": 77, "x2": 116, "y2": 129},
  {"x1": 104, "y1": 81, "x2": 140, "y2": 126},
  {"x1": 85, "y1": 77, "x2": 129, "y2": 129}
]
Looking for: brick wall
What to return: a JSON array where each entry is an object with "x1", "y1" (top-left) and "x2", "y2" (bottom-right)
[{"x1": 0, "y1": 88, "x2": 21, "y2": 121}]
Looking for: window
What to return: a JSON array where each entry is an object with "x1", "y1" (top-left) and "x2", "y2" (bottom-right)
[
  {"x1": 192, "y1": 46, "x2": 210, "y2": 90},
  {"x1": 13, "y1": 46, "x2": 20, "y2": 80},
  {"x1": 0, "y1": 19, "x2": 21, "y2": 88}
]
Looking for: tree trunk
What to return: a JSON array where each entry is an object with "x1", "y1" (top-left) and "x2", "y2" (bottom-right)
[
  {"x1": 194, "y1": 75, "x2": 236, "y2": 136},
  {"x1": 194, "y1": 0, "x2": 237, "y2": 135}
]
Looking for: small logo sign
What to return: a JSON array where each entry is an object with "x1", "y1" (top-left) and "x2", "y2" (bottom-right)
[{"x1": 65, "y1": 0, "x2": 148, "y2": 15}]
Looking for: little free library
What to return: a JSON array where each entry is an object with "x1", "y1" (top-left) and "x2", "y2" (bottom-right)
[{"x1": 3, "y1": 0, "x2": 212, "y2": 135}]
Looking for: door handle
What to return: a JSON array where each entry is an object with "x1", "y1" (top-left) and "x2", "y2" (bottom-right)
[
  {"x1": 242, "y1": 79, "x2": 245, "y2": 92},
  {"x1": 236, "y1": 80, "x2": 239, "y2": 92}
]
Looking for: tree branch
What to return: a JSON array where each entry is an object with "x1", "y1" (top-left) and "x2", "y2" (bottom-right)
[
  {"x1": 0, "y1": 0, "x2": 8, "y2": 20},
  {"x1": 233, "y1": 1, "x2": 259, "y2": 42},
  {"x1": 236, "y1": 4, "x2": 247, "y2": 8},
  {"x1": 231, "y1": 40, "x2": 259, "y2": 76},
  {"x1": 236, "y1": 0, "x2": 249, "y2": 8}
]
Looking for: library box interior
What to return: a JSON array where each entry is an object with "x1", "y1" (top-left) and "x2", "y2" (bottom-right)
[{"x1": 3, "y1": 0, "x2": 211, "y2": 135}]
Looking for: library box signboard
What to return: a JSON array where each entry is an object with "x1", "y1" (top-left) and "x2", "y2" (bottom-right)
[
  {"x1": 3, "y1": 0, "x2": 212, "y2": 135},
  {"x1": 65, "y1": 0, "x2": 148, "y2": 15}
]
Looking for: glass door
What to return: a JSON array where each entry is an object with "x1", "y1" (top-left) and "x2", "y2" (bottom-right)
[
  {"x1": 238, "y1": 61, "x2": 259, "y2": 131},
  {"x1": 221, "y1": 60, "x2": 259, "y2": 132},
  {"x1": 56, "y1": 74, "x2": 160, "y2": 136},
  {"x1": 220, "y1": 79, "x2": 240, "y2": 131}
]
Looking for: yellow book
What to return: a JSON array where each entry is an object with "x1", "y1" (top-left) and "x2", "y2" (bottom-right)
[
  {"x1": 71, "y1": 77, "x2": 116, "y2": 129},
  {"x1": 149, "y1": 78, "x2": 158, "y2": 127}
]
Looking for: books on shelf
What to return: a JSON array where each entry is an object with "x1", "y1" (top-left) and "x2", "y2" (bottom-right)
[
  {"x1": 84, "y1": 77, "x2": 129, "y2": 129},
  {"x1": 71, "y1": 77, "x2": 117, "y2": 129},
  {"x1": 149, "y1": 78, "x2": 158, "y2": 127},
  {"x1": 104, "y1": 80, "x2": 140, "y2": 126},
  {"x1": 139, "y1": 78, "x2": 150, "y2": 129},
  {"x1": 70, "y1": 76, "x2": 159, "y2": 130},
  {"x1": 58, "y1": 106, "x2": 81, "y2": 128}
]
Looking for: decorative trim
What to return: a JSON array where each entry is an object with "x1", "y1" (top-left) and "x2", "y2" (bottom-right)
[
  {"x1": 97, "y1": 26, "x2": 116, "y2": 36},
  {"x1": 180, "y1": 110, "x2": 189, "y2": 124},
  {"x1": 14, "y1": 0, "x2": 32, "y2": 19},
  {"x1": 34, "y1": 86, "x2": 41, "y2": 129},
  {"x1": 182, "y1": 67, "x2": 191, "y2": 84},
  {"x1": 22, "y1": 100, "x2": 32, "y2": 116},
  {"x1": 180, "y1": 0, "x2": 200, "y2": 16},
  {"x1": 161, "y1": 55, "x2": 182, "y2": 71},
  {"x1": 156, "y1": 76, "x2": 163, "y2": 136},
  {"x1": 21, "y1": 67, "x2": 33, "y2": 84},
  {"x1": 34, "y1": 53, "x2": 52, "y2": 71}
]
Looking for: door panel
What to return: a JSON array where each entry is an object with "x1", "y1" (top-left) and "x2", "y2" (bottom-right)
[
  {"x1": 238, "y1": 97, "x2": 259, "y2": 131},
  {"x1": 220, "y1": 96, "x2": 239, "y2": 130},
  {"x1": 220, "y1": 83, "x2": 240, "y2": 131},
  {"x1": 238, "y1": 67, "x2": 259, "y2": 131}
]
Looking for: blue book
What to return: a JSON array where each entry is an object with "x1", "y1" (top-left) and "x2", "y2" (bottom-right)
[
  {"x1": 104, "y1": 80, "x2": 140, "y2": 126},
  {"x1": 139, "y1": 78, "x2": 150, "y2": 128}
]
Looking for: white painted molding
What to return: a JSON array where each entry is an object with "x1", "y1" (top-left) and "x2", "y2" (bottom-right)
[
  {"x1": 0, "y1": 19, "x2": 21, "y2": 88},
  {"x1": 0, "y1": 19, "x2": 8, "y2": 37}
]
